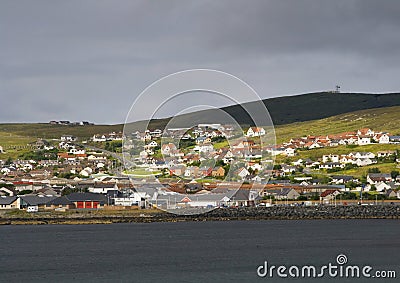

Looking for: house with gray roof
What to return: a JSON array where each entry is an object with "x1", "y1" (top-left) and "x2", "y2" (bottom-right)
[
  {"x1": 330, "y1": 175, "x2": 357, "y2": 184},
  {"x1": 275, "y1": 188, "x2": 300, "y2": 200},
  {"x1": 19, "y1": 195, "x2": 57, "y2": 210},
  {"x1": 262, "y1": 188, "x2": 300, "y2": 200},
  {"x1": 384, "y1": 189, "x2": 398, "y2": 199},
  {"x1": 367, "y1": 173, "x2": 392, "y2": 184},
  {"x1": 0, "y1": 196, "x2": 19, "y2": 209},
  {"x1": 44, "y1": 196, "x2": 76, "y2": 210},
  {"x1": 65, "y1": 192, "x2": 107, "y2": 209}
]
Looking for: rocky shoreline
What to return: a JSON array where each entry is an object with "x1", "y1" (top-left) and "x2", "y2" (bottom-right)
[{"x1": 1, "y1": 205, "x2": 400, "y2": 225}]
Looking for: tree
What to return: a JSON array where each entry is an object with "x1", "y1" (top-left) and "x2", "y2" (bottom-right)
[
  {"x1": 345, "y1": 181, "x2": 359, "y2": 189},
  {"x1": 19, "y1": 190, "x2": 33, "y2": 195},
  {"x1": 391, "y1": 170, "x2": 399, "y2": 179},
  {"x1": 223, "y1": 164, "x2": 230, "y2": 177},
  {"x1": 367, "y1": 167, "x2": 381, "y2": 174},
  {"x1": 5, "y1": 157, "x2": 13, "y2": 165},
  {"x1": 297, "y1": 195, "x2": 308, "y2": 201},
  {"x1": 341, "y1": 192, "x2": 358, "y2": 200}
]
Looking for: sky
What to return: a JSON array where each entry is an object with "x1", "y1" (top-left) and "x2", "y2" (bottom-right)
[{"x1": 1, "y1": 0, "x2": 400, "y2": 124}]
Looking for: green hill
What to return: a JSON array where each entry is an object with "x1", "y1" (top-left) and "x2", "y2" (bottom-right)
[
  {"x1": 245, "y1": 91, "x2": 400, "y2": 125},
  {"x1": 0, "y1": 123, "x2": 123, "y2": 140},
  {"x1": 0, "y1": 92, "x2": 399, "y2": 141},
  {"x1": 130, "y1": 91, "x2": 400, "y2": 130}
]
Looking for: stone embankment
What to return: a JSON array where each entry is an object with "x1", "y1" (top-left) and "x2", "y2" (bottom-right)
[{"x1": 1, "y1": 205, "x2": 399, "y2": 225}]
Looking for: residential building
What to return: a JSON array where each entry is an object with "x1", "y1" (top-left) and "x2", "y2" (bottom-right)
[
  {"x1": 246, "y1": 127, "x2": 265, "y2": 137},
  {"x1": 367, "y1": 173, "x2": 392, "y2": 184},
  {"x1": 0, "y1": 196, "x2": 19, "y2": 209},
  {"x1": 212, "y1": 166, "x2": 225, "y2": 177}
]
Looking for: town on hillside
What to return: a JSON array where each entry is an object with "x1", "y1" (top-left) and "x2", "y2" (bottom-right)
[{"x1": 0, "y1": 125, "x2": 399, "y2": 212}]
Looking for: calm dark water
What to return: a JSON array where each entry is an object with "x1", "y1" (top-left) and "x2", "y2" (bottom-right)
[{"x1": 0, "y1": 220, "x2": 399, "y2": 283}]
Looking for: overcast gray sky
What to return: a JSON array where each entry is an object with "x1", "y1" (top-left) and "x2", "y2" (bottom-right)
[{"x1": 1, "y1": 0, "x2": 400, "y2": 124}]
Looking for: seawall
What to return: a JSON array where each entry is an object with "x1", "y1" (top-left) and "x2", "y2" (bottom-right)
[{"x1": 1, "y1": 205, "x2": 400, "y2": 225}]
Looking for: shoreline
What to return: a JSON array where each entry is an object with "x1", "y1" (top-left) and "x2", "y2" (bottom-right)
[{"x1": 1, "y1": 205, "x2": 400, "y2": 225}]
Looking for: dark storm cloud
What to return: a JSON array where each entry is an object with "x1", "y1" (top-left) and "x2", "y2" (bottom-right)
[{"x1": 1, "y1": 0, "x2": 400, "y2": 123}]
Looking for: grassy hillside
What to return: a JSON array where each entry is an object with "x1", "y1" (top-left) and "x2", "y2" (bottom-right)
[
  {"x1": 0, "y1": 105, "x2": 399, "y2": 145},
  {"x1": 1, "y1": 92, "x2": 399, "y2": 138},
  {"x1": 0, "y1": 123, "x2": 124, "y2": 140},
  {"x1": 260, "y1": 92, "x2": 400, "y2": 125},
  {"x1": 275, "y1": 106, "x2": 400, "y2": 144},
  {"x1": 144, "y1": 92, "x2": 400, "y2": 128},
  {"x1": 0, "y1": 124, "x2": 124, "y2": 159}
]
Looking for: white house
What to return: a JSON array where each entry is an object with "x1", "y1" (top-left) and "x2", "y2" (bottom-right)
[
  {"x1": 375, "y1": 133, "x2": 390, "y2": 144},
  {"x1": 265, "y1": 147, "x2": 284, "y2": 156},
  {"x1": 377, "y1": 151, "x2": 396, "y2": 158},
  {"x1": 322, "y1": 154, "x2": 339, "y2": 163},
  {"x1": 88, "y1": 183, "x2": 118, "y2": 194},
  {"x1": 367, "y1": 173, "x2": 392, "y2": 184},
  {"x1": 236, "y1": 167, "x2": 250, "y2": 179},
  {"x1": 320, "y1": 190, "x2": 341, "y2": 202},
  {"x1": 292, "y1": 159, "x2": 304, "y2": 166},
  {"x1": 357, "y1": 128, "x2": 374, "y2": 136},
  {"x1": 145, "y1": 141, "x2": 158, "y2": 148},
  {"x1": 339, "y1": 155, "x2": 356, "y2": 164},
  {"x1": 308, "y1": 142, "x2": 323, "y2": 149},
  {"x1": 92, "y1": 135, "x2": 107, "y2": 142},
  {"x1": 69, "y1": 148, "x2": 86, "y2": 155},
  {"x1": 195, "y1": 144, "x2": 214, "y2": 153},
  {"x1": 23, "y1": 164, "x2": 33, "y2": 171},
  {"x1": 283, "y1": 147, "x2": 296, "y2": 157},
  {"x1": 246, "y1": 127, "x2": 265, "y2": 137},
  {"x1": 1, "y1": 168, "x2": 11, "y2": 175},
  {"x1": 87, "y1": 155, "x2": 107, "y2": 162},
  {"x1": 114, "y1": 192, "x2": 146, "y2": 206},
  {"x1": 248, "y1": 162, "x2": 263, "y2": 171},
  {"x1": 161, "y1": 143, "x2": 177, "y2": 155},
  {"x1": 61, "y1": 135, "x2": 77, "y2": 142},
  {"x1": 350, "y1": 152, "x2": 375, "y2": 159},
  {"x1": 357, "y1": 136, "x2": 371, "y2": 145},
  {"x1": 375, "y1": 182, "x2": 392, "y2": 192},
  {"x1": 319, "y1": 162, "x2": 344, "y2": 170},
  {"x1": 345, "y1": 136, "x2": 358, "y2": 145},
  {"x1": 281, "y1": 164, "x2": 297, "y2": 173},
  {"x1": 356, "y1": 158, "x2": 375, "y2": 167},
  {"x1": 79, "y1": 167, "x2": 93, "y2": 177},
  {"x1": 141, "y1": 133, "x2": 152, "y2": 141}
]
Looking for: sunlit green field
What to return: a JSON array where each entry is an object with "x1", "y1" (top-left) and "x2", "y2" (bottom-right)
[
  {"x1": 123, "y1": 169, "x2": 162, "y2": 177},
  {"x1": 0, "y1": 132, "x2": 36, "y2": 159},
  {"x1": 275, "y1": 106, "x2": 400, "y2": 144}
]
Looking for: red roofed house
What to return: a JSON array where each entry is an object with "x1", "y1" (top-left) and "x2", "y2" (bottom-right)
[
  {"x1": 320, "y1": 190, "x2": 341, "y2": 202},
  {"x1": 246, "y1": 127, "x2": 265, "y2": 137},
  {"x1": 357, "y1": 128, "x2": 374, "y2": 137}
]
